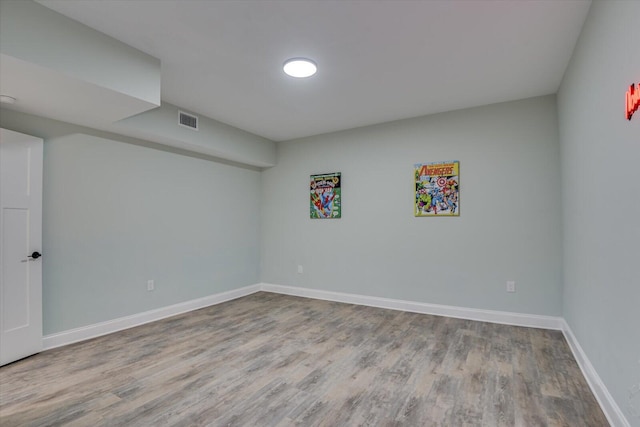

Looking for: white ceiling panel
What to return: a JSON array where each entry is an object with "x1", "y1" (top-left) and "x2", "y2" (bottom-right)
[{"x1": 36, "y1": 0, "x2": 592, "y2": 141}]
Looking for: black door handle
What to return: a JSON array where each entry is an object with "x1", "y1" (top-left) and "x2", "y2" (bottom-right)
[{"x1": 29, "y1": 251, "x2": 41, "y2": 259}]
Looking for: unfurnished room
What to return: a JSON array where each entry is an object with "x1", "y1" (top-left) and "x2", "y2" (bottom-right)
[{"x1": 0, "y1": 0, "x2": 638, "y2": 426}]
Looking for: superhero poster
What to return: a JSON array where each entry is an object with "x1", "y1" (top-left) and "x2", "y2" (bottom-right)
[
  {"x1": 415, "y1": 161, "x2": 459, "y2": 216},
  {"x1": 310, "y1": 172, "x2": 341, "y2": 219}
]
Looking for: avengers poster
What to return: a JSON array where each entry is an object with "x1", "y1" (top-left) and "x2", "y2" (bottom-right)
[
  {"x1": 415, "y1": 161, "x2": 459, "y2": 216},
  {"x1": 310, "y1": 172, "x2": 341, "y2": 219}
]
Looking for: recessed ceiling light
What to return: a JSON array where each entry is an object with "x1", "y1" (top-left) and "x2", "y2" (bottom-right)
[
  {"x1": 283, "y1": 58, "x2": 317, "y2": 78},
  {"x1": 0, "y1": 95, "x2": 17, "y2": 104}
]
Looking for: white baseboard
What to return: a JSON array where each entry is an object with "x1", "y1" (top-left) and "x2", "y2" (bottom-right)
[
  {"x1": 561, "y1": 320, "x2": 630, "y2": 427},
  {"x1": 259, "y1": 283, "x2": 563, "y2": 330},
  {"x1": 42, "y1": 284, "x2": 261, "y2": 350},
  {"x1": 42, "y1": 282, "x2": 562, "y2": 351}
]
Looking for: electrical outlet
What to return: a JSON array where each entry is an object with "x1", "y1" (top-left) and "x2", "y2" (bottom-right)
[
  {"x1": 147, "y1": 280, "x2": 155, "y2": 291},
  {"x1": 506, "y1": 281, "x2": 516, "y2": 292},
  {"x1": 297, "y1": 265, "x2": 304, "y2": 274}
]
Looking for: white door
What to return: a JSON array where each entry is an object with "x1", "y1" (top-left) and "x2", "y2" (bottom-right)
[{"x1": 0, "y1": 128, "x2": 43, "y2": 366}]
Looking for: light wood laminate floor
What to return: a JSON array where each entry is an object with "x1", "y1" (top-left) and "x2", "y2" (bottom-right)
[{"x1": 0, "y1": 292, "x2": 608, "y2": 426}]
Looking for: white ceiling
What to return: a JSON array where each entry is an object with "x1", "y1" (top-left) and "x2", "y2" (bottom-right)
[{"x1": 36, "y1": 0, "x2": 591, "y2": 142}]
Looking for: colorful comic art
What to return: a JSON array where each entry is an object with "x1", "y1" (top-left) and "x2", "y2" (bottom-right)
[
  {"x1": 310, "y1": 172, "x2": 341, "y2": 219},
  {"x1": 415, "y1": 161, "x2": 459, "y2": 216}
]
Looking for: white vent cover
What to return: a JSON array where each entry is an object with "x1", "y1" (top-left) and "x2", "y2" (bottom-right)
[{"x1": 179, "y1": 111, "x2": 198, "y2": 130}]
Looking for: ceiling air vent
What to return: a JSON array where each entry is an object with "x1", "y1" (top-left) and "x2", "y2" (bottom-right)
[{"x1": 179, "y1": 111, "x2": 199, "y2": 130}]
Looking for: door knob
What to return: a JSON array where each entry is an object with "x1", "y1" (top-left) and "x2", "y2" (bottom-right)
[{"x1": 20, "y1": 252, "x2": 42, "y2": 262}]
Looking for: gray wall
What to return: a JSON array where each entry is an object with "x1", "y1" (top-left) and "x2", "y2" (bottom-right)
[
  {"x1": 261, "y1": 95, "x2": 563, "y2": 316},
  {"x1": 557, "y1": 0, "x2": 640, "y2": 423},
  {"x1": 1, "y1": 110, "x2": 262, "y2": 335}
]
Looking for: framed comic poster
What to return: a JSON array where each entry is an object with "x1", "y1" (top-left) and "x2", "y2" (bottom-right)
[
  {"x1": 415, "y1": 161, "x2": 459, "y2": 216},
  {"x1": 310, "y1": 172, "x2": 341, "y2": 219}
]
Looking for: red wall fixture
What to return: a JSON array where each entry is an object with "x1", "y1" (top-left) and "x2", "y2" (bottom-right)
[{"x1": 626, "y1": 82, "x2": 640, "y2": 120}]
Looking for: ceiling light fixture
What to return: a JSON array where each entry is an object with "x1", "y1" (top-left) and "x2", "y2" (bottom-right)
[{"x1": 283, "y1": 58, "x2": 317, "y2": 78}]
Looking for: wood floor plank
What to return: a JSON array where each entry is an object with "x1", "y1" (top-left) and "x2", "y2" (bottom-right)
[{"x1": 0, "y1": 292, "x2": 609, "y2": 426}]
